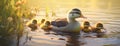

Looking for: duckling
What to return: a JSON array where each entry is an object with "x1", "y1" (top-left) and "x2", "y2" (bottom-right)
[
  {"x1": 40, "y1": 21, "x2": 51, "y2": 31},
  {"x1": 39, "y1": 19, "x2": 45, "y2": 25},
  {"x1": 81, "y1": 21, "x2": 92, "y2": 33},
  {"x1": 92, "y1": 23, "x2": 105, "y2": 33},
  {"x1": 92, "y1": 23, "x2": 106, "y2": 37},
  {"x1": 49, "y1": 8, "x2": 86, "y2": 34},
  {"x1": 28, "y1": 19, "x2": 38, "y2": 31}
]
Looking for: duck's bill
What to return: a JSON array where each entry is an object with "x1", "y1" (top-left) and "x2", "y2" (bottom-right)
[{"x1": 80, "y1": 14, "x2": 87, "y2": 19}]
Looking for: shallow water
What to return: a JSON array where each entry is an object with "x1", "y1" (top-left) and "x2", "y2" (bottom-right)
[
  {"x1": 24, "y1": 28, "x2": 120, "y2": 46},
  {"x1": 25, "y1": 0, "x2": 120, "y2": 46},
  {"x1": 24, "y1": 10, "x2": 120, "y2": 46}
]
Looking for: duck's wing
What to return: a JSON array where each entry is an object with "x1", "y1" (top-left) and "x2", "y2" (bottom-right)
[
  {"x1": 51, "y1": 25, "x2": 67, "y2": 31},
  {"x1": 51, "y1": 18, "x2": 68, "y2": 27},
  {"x1": 51, "y1": 22, "x2": 76, "y2": 32}
]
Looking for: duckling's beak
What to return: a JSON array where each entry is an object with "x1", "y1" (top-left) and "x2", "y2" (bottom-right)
[{"x1": 80, "y1": 14, "x2": 87, "y2": 19}]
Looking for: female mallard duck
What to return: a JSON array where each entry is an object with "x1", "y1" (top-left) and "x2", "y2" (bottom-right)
[
  {"x1": 49, "y1": 8, "x2": 86, "y2": 34},
  {"x1": 81, "y1": 21, "x2": 92, "y2": 33}
]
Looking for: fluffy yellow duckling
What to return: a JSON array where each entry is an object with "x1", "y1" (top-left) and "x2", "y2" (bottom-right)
[
  {"x1": 40, "y1": 21, "x2": 51, "y2": 31},
  {"x1": 39, "y1": 19, "x2": 45, "y2": 26},
  {"x1": 92, "y1": 23, "x2": 105, "y2": 33},
  {"x1": 28, "y1": 19, "x2": 38, "y2": 31},
  {"x1": 81, "y1": 21, "x2": 92, "y2": 33}
]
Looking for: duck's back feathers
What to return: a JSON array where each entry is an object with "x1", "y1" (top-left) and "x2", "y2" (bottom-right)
[{"x1": 51, "y1": 18, "x2": 68, "y2": 27}]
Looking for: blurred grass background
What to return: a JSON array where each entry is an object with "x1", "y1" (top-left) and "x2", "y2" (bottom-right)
[{"x1": 0, "y1": 0, "x2": 34, "y2": 46}]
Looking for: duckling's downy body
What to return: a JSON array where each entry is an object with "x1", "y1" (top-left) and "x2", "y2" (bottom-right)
[
  {"x1": 41, "y1": 21, "x2": 51, "y2": 31},
  {"x1": 93, "y1": 23, "x2": 105, "y2": 33},
  {"x1": 28, "y1": 20, "x2": 38, "y2": 31},
  {"x1": 92, "y1": 23, "x2": 106, "y2": 37},
  {"x1": 82, "y1": 21, "x2": 92, "y2": 33}
]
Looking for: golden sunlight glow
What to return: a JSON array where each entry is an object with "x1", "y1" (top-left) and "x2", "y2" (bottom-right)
[
  {"x1": 25, "y1": 0, "x2": 120, "y2": 13},
  {"x1": 26, "y1": 0, "x2": 120, "y2": 26}
]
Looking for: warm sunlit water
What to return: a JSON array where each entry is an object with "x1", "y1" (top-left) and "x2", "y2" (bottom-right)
[
  {"x1": 24, "y1": 9, "x2": 120, "y2": 46},
  {"x1": 24, "y1": 0, "x2": 120, "y2": 46}
]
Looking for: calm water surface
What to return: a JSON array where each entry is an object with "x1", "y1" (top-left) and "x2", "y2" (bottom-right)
[{"x1": 25, "y1": 0, "x2": 120, "y2": 46}]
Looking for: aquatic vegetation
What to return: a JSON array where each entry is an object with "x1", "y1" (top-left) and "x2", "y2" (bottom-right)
[{"x1": 0, "y1": 0, "x2": 31, "y2": 46}]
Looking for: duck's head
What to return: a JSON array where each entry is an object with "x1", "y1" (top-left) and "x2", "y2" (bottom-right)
[
  {"x1": 96, "y1": 23, "x2": 104, "y2": 29},
  {"x1": 68, "y1": 8, "x2": 86, "y2": 19},
  {"x1": 83, "y1": 21, "x2": 90, "y2": 28}
]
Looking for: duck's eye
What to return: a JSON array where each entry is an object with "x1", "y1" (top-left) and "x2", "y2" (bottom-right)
[
  {"x1": 69, "y1": 12, "x2": 74, "y2": 16},
  {"x1": 70, "y1": 12, "x2": 80, "y2": 16},
  {"x1": 72, "y1": 14, "x2": 74, "y2": 16}
]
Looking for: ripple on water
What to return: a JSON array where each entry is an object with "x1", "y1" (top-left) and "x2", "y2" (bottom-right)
[{"x1": 24, "y1": 7, "x2": 120, "y2": 46}]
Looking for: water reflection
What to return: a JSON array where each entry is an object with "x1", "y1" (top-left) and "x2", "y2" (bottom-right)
[
  {"x1": 49, "y1": 31, "x2": 85, "y2": 46},
  {"x1": 66, "y1": 34, "x2": 81, "y2": 46}
]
